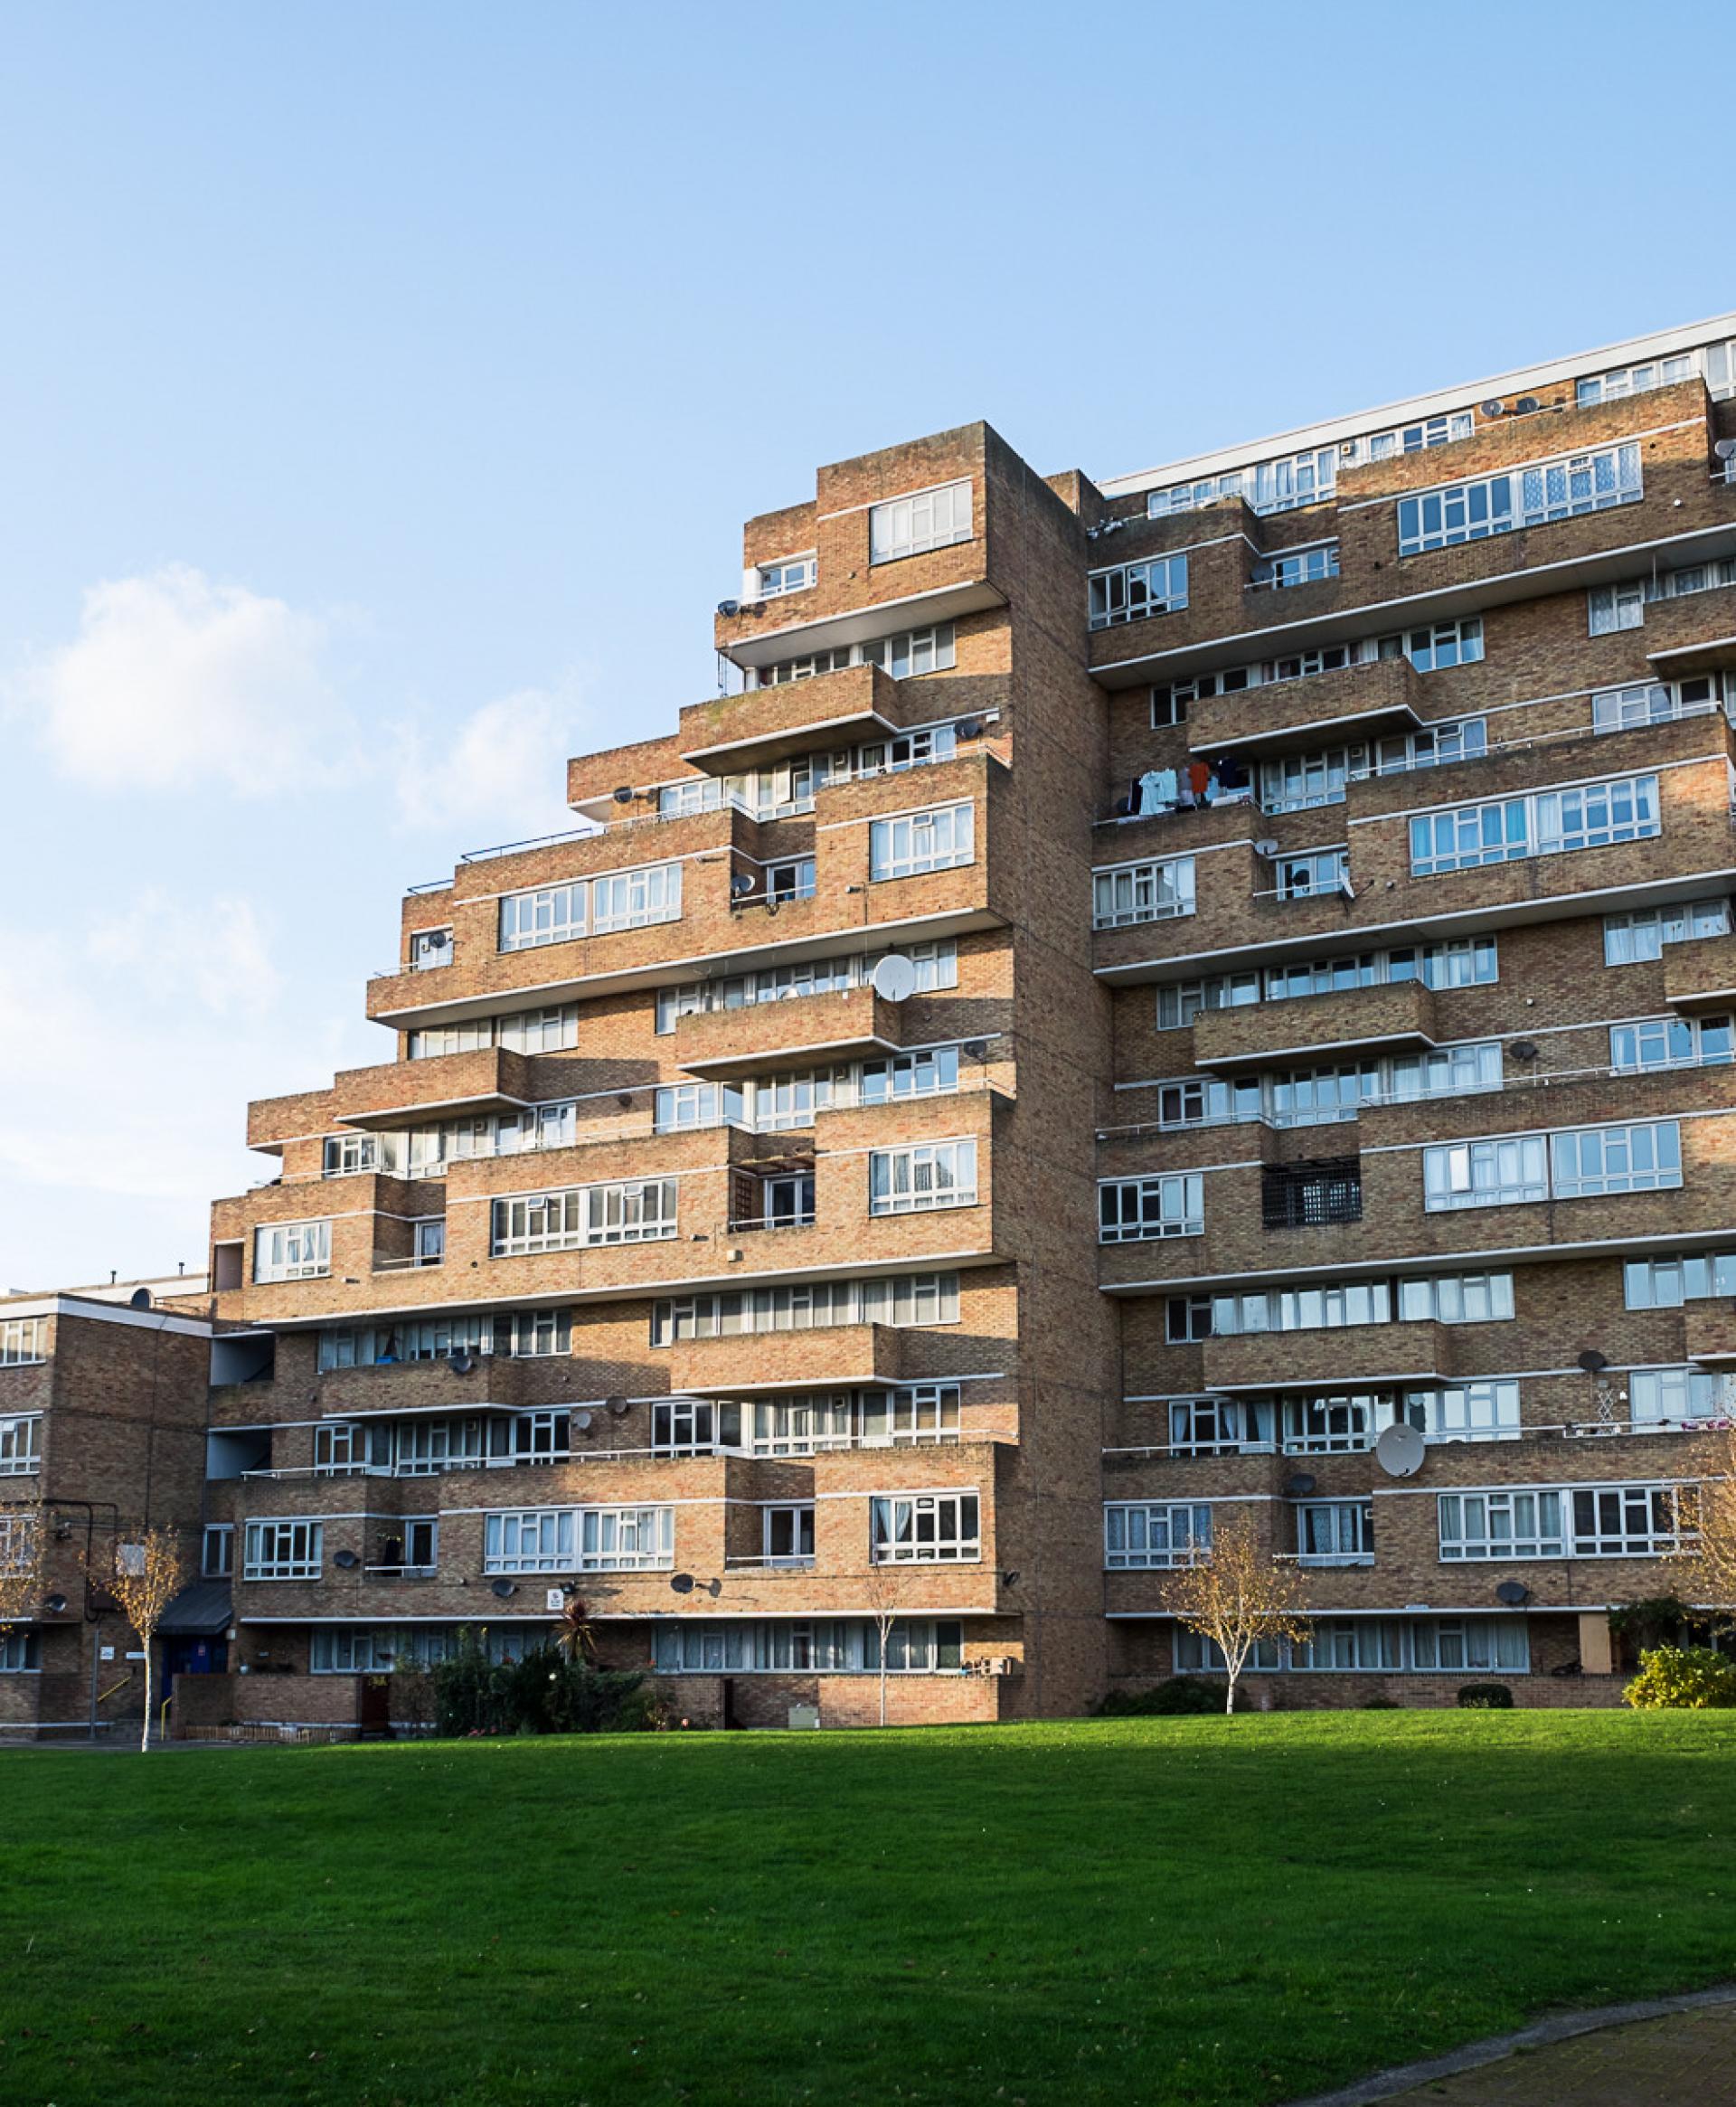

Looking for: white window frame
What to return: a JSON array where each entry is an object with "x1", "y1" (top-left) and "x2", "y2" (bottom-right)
[
  {"x1": 1439, "y1": 1489, "x2": 1564, "y2": 1561},
  {"x1": 242, "y1": 1519, "x2": 322, "y2": 1581},
  {"x1": 0, "y1": 1414, "x2": 42, "y2": 1474},
  {"x1": 756, "y1": 553, "x2": 816, "y2": 598},
  {"x1": 869, "y1": 802, "x2": 974, "y2": 881},
  {"x1": 1397, "y1": 442, "x2": 1642, "y2": 555},
  {"x1": 1297, "y1": 1500, "x2": 1374, "y2": 1565},
  {"x1": 871, "y1": 1490, "x2": 981, "y2": 1564},
  {"x1": 1089, "y1": 553, "x2": 1190, "y2": 629},
  {"x1": 1104, "y1": 1501, "x2": 1212, "y2": 1569},
  {"x1": 868, "y1": 1139, "x2": 977, "y2": 1215},
  {"x1": 763, "y1": 1503, "x2": 816, "y2": 1567},
  {"x1": 1093, "y1": 855, "x2": 1195, "y2": 930},
  {"x1": 1410, "y1": 774, "x2": 1660, "y2": 876},
  {"x1": 1610, "y1": 1014, "x2": 1732, "y2": 1074},
  {"x1": 1099, "y1": 1174, "x2": 1203, "y2": 1242},
  {"x1": 869, "y1": 480, "x2": 973, "y2": 564},
  {"x1": 491, "y1": 1179, "x2": 679, "y2": 1255},
  {"x1": 253, "y1": 1220, "x2": 332, "y2": 1282},
  {"x1": 0, "y1": 1318, "x2": 46, "y2": 1367},
  {"x1": 1603, "y1": 898, "x2": 1731, "y2": 965}
]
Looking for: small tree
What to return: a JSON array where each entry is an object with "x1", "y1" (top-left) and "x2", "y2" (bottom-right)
[
  {"x1": 0, "y1": 1502, "x2": 45, "y2": 1637},
  {"x1": 1672, "y1": 1427, "x2": 1736, "y2": 1631},
  {"x1": 97, "y1": 1528, "x2": 187, "y2": 1753},
  {"x1": 862, "y1": 1559, "x2": 918, "y2": 1728},
  {"x1": 554, "y1": 1592, "x2": 599, "y2": 1667},
  {"x1": 1163, "y1": 1509, "x2": 1313, "y2": 1716}
]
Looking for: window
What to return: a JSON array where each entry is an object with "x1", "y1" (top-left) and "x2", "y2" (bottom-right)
[
  {"x1": 1410, "y1": 1619, "x2": 1528, "y2": 1672},
  {"x1": 869, "y1": 802, "x2": 974, "y2": 880},
  {"x1": 498, "y1": 863, "x2": 680, "y2": 950},
  {"x1": 1257, "y1": 721, "x2": 1488, "y2": 814},
  {"x1": 872, "y1": 1491, "x2": 980, "y2": 1563},
  {"x1": 410, "y1": 1018, "x2": 494, "y2": 1058},
  {"x1": 491, "y1": 1179, "x2": 679, "y2": 1254},
  {"x1": 765, "y1": 857, "x2": 816, "y2": 902},
  {"x1": 1439, "y1": 1489, "x2": 1564, "y2": 1561},
  {"x1": 1411, "y1": 772, "x2": 1660, "y2": 875},
  {"x1": 397, "y1": 1519, "x2": 438, "y2": 1573},
  {"x1": 1089, "y1": 554, "x2": 1189, "y2": 629},
  {"x1": 756, "y1": 622, "x2": 958, "y2": 687},
  {"x1": 764, "y1": 1505, "x2": 816, "y2": 1566},
  {"x1": 1571, "y1": 1484, "x2": 1682, "y2": 1557},
  {"x1": 757, "y1": 553, "x2": 816, "y2": 597},
  {"x1": 253, "y1": 1221, "x2": 331, "y2": 1282},
  {"x1": 1345, "y1": 411, "x2": 1475, "y2": 463},
  {"x1": 1261, "y1": 1159, "x2": 1361, "y2": 1228},
  {"x1": 657, "y1": 940, "x2": 958, "y2": 1032},
  {"x1": 1631, "y1": 1365, "x2": 1730, "y2": 1425},
  {"x1": 870, "y1": 480, "x2": 973, "y2": 563},
  {"x1": 1611, "y1": 1015, "x2": 1732, "y2": 1072},
  {"x1": 409, "y1": 927, "x2": 452, "y2": 970},
  {"x1": 652, "y1": 1399, "x2": 741, "y2": 1455},
  {"x1": 652, "y1": 1272, "x2": 959, "y2": 1345},
  {"x1": 1154, "y1": 1076, "x2": 1260, "y2": 1130},
  {"x1": 0, "y1": 1631, "x2": 40, "y2": 1673},
  {"x1": 1576, "y1": 354, "x2": 1694, "y2": 405},
  {"x1": 1549, "y1": 1119, "x2": 1681, "y2": 1199},
  {"x1": 1397, "y1": 443, "x2": 1641, "y2": 555},
  {"x1": 655, "y1": 1082, "x2": 743, "y2": 1133},
  {"x1": 1589, "y1": 580, "x2": 1648, "y2": 635},
  {"x1": 1422, "y1": 1136, "x2": 1546, "y2": 1210},
  {"x1": 1624, "y1": 1252, "x2": 1736, "y2": 1309},
  {"x1": 1156, "y1": 940, "x2": 1498, "y2": 1028},
  {"x1": 856, "y1": 724, "x2": 958, "y2": 777},
  {"x1": 1212, "y1": 1279, "x2": 1392, "y2": 1337},
  {"x1": 1168, "y1": 1398, "x2": 1273, "y2": 1457},
  {"x1": 1104, "y1": 1502, "x2": 1212, "y2": 1569},
  {"x1": 1401, "y1": 618, "x2": 1485, "y2": 673},
  {"x1": 484, "y1": 1506, "x2": 675, "y2": 1573},
  {"x1": 1252, "y1": 544, "x2": 1339, "y2": 589},
  {"x1": 1147, "y1": 445, "x2": 1338, "y2": 519},
  {"x1": 1175, "y1": 1629, "x2": 1280, "y2": 1672},
  {"x1": 1427, "y1": 1382, "x2": 1521, "y2": 1441},
  {"x1": 1592, "y1": 676, "x2": 1728, "y2": 734},
  {"x1": 243, "y1": 1520, "x2": 322, "y2": 1581},
  {"x1": 322, "y1": 1132, "x2": 382, "y2": 1177},
  {"x1": 859, "y1": 1047, "x2": 959, "y2": 1103},
  {"x1": 0, "y1": 1318, "x2": 46, "y2": 1366},
  {"x1": 1297, "y1": 1501, "x2": 1374, "y2": 1564},
  {"x1": 1603, "y1": 899, "x2": 1731, "y2": 965},
  {"x1": 869, "y1": 1139, "x2": 976, "y2": 1214},
  {"x1": 1092, "y1": 855, "x2": 1195, "y2": 930},
  {"x1": 201, "y1": 1525, "x2": 234, "y2": 1578},
  {"x1": 1150, "y1": 685, "x2": 1187, "y2": 728},
  {"x1": 1293, "y1": 1620, "x2": 1403, "y2": 1671},
  {"x1": 1397, "y1": 1271, "x2": 1515, "y2": 1323},
  {"x1": 1281, "y1": 1394, "x2": 1420, "y2": 1454},
  {"x1": 653, "y1": 1617, "x2": 963, "y2": 1674},
  {"x1": 498, "y1": 1006, "x2": 580, "y2": 1054},
  {"x1": 0, "y1": 1415, "x2": 42, "y2": 1475},
  {"x1": 1269, "y1": 847, "x2": 1348, "y2": 900},
  {"x1": 1165, "y1": 1295, "x2": 1214, "y2": 1343},
  {"x1": 1099, "y1": 1174, "x2": 1203, "y2": 1242},
  {"x1": 314, "y1": 1421, "x2": 373, "y2": 1477}
]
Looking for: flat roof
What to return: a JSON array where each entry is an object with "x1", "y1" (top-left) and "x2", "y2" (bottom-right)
[{"x1": 1099, "y1": 308, "x2": 1736, "y2": 500}]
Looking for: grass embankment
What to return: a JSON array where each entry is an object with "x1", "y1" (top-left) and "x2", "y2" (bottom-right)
[{"x1": 1, "y1": 1711, "x2": 1732, "y2": 2105}]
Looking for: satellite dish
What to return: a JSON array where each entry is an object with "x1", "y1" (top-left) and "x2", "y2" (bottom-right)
[
  {"x1": 730, "y1": 874, "x2": 755, "y2": 900},
  {"x1": 1510, "y1": 1040, "x2": 1540, "y2": 1063},
  {"x1": 705, "y1": 1578, "x2": 723, "y2": 1599},
  {"x1": 870, "y1": 955, "x2": 917, "y2": 1003},
  {"x1": 1577, "y1": 1349, "x2": 1609, "y2": 1375},
  {"x1": 1495, "y1": 1580, "x2": 1531, "y2": 1606},
  {"x1": 44, "y1": 1592, "x2": 67, "y2": 1615},
  {"x1": 716, "y1": 599, "x2": 740, "y2": 617},
  {"x1": 1514, "y1": 394, "x2": 1542, "y2": 414},
  {"x1": 448, "y1": 1353, "x2": 475, "y2": 1375},
  {"x1": 956, "y1": 717, "x2": 985, "y2": 740},
  {"x1": 334, "y1": 1549, "x2": 360, "y2": 1570},
  {"x1": 962, "y1": 1039, "x2": 990, "y2": 1061},
  {"x1": 1283, "y1": 1473, "x2": 1316, "y2": 1499},
  {"x1": 128, "y1": 1287, "x2": 153, "y2": 1310},
  {"x1": 1253, "y1": 838, "x2": 1280, "y2": 857},
  {"x1": 1715, "y1": 439, "x2": 1736, "y2": 461},
  {"x1": 612, "y1": 785, "x2": 636, "y2": 804},
  {"x1": 491, "y1": 1578, "x2": 518, "y2": 1600},
  {"x1": 1374, "y1": 1422, "x2": 1427, "y2": 1478},
  {"x1": 574, "y1": 1410, "x2": 593, "y2": 1433},
  {"x1": 1480, "y1": 398, "x2": 1505, "y2": 418},
  {"x1": 668, "y1": 1573, "x2": 696, "y2": 1595},
  {"x1": 607, "y1": 1397, "x2": 630, "y2": 1417}
]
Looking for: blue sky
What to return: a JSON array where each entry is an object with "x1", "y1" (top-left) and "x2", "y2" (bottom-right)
[{"x1": 0, "y1": 0, "x2": 1728, "y2": 1290}]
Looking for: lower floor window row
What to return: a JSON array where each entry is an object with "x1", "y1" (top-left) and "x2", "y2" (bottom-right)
[
  {"x1": 1177, "y1": 1617, "x2": 1530, "y2": 1674},
  {"x1": 310, "y1": 1624, "x2": 547, "y2": 1672},
  {"x1": 1439, "y1": 1483, "x2": 1685, "y2": 1560},
  {"x1": 652, "y1": 1617, "x2": 965, "y2": 1675}
]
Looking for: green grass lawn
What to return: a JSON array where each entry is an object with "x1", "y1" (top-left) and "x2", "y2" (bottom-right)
[{"x1": 1, "y1": 1712, "x2": 1732, "y2": 2107}]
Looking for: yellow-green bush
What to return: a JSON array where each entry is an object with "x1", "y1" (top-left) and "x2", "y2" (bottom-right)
[{"x1": 1623, "y1": 1645, "x2": 1736, "y2": 1709}]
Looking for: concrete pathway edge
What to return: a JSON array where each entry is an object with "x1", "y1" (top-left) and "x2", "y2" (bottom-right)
[{"x1": 1283, "y1": 1981, "x2": 1736, "y2": 2107}]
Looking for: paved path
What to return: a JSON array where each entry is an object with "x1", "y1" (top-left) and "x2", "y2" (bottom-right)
[{"x1": 1291, "y1": 1987, "x2": 1736, "y2": 2107}]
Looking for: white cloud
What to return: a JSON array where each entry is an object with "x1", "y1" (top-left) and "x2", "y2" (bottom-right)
[
  {"x1": 390, "y1": 685, "x2": 586, "y2": 840},
  {"x1": 87, "y1": 891, "x2": 282, "y2": 1018},
  {"x1": 12, "y1": 563, "x2": 349, "y2": 794}
]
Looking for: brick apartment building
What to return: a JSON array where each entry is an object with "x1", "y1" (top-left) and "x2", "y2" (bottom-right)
[
  {"x1": 0, "y1": 1280, "x2": 212, "y2": 1736},
  {"x1": 193, "y1": 312, "x2": 1736, "y2": 1729}
]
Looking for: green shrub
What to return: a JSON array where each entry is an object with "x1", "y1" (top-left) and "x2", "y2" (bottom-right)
[
  {"x1": 1361, "y1": 1696, "x2": 1401, "y2": 1710},
  {"x1": 429, "y1": 1636, "x2": 651, "y2": 1736},
  {"x1": 1623, "y1": 1645, "x2": 1736, "y2": 1710},
  {"x1": 1457, "y1": 1683, "x2": 1514, "y2": 1710},
  {"x1": 1096, "y1": 1677, "x2": 1222, "y2": 1717}
]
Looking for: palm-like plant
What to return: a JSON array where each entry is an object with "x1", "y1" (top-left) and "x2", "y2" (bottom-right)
[{"x1": 554, "y1": 1593, "x2": 598, "y2": 1666}]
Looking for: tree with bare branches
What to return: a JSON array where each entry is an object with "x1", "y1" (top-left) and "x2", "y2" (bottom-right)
[
  {"x1": 1671, "y1": 1426, "x2": 1736, "y2": 1630},
  {"x1": 1162, "y1": 1507, "x2": 1313, "y2": 1715},
  {"x1": 862, "y1": 1558, "x2": 919, "y2": 1728},
  {"x1": 0, "y1": 1502, "x2": 46, "y2": 1639},
  {"x1": 94, "y1": 1528, "x2": 187, "y2": 1753}
]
